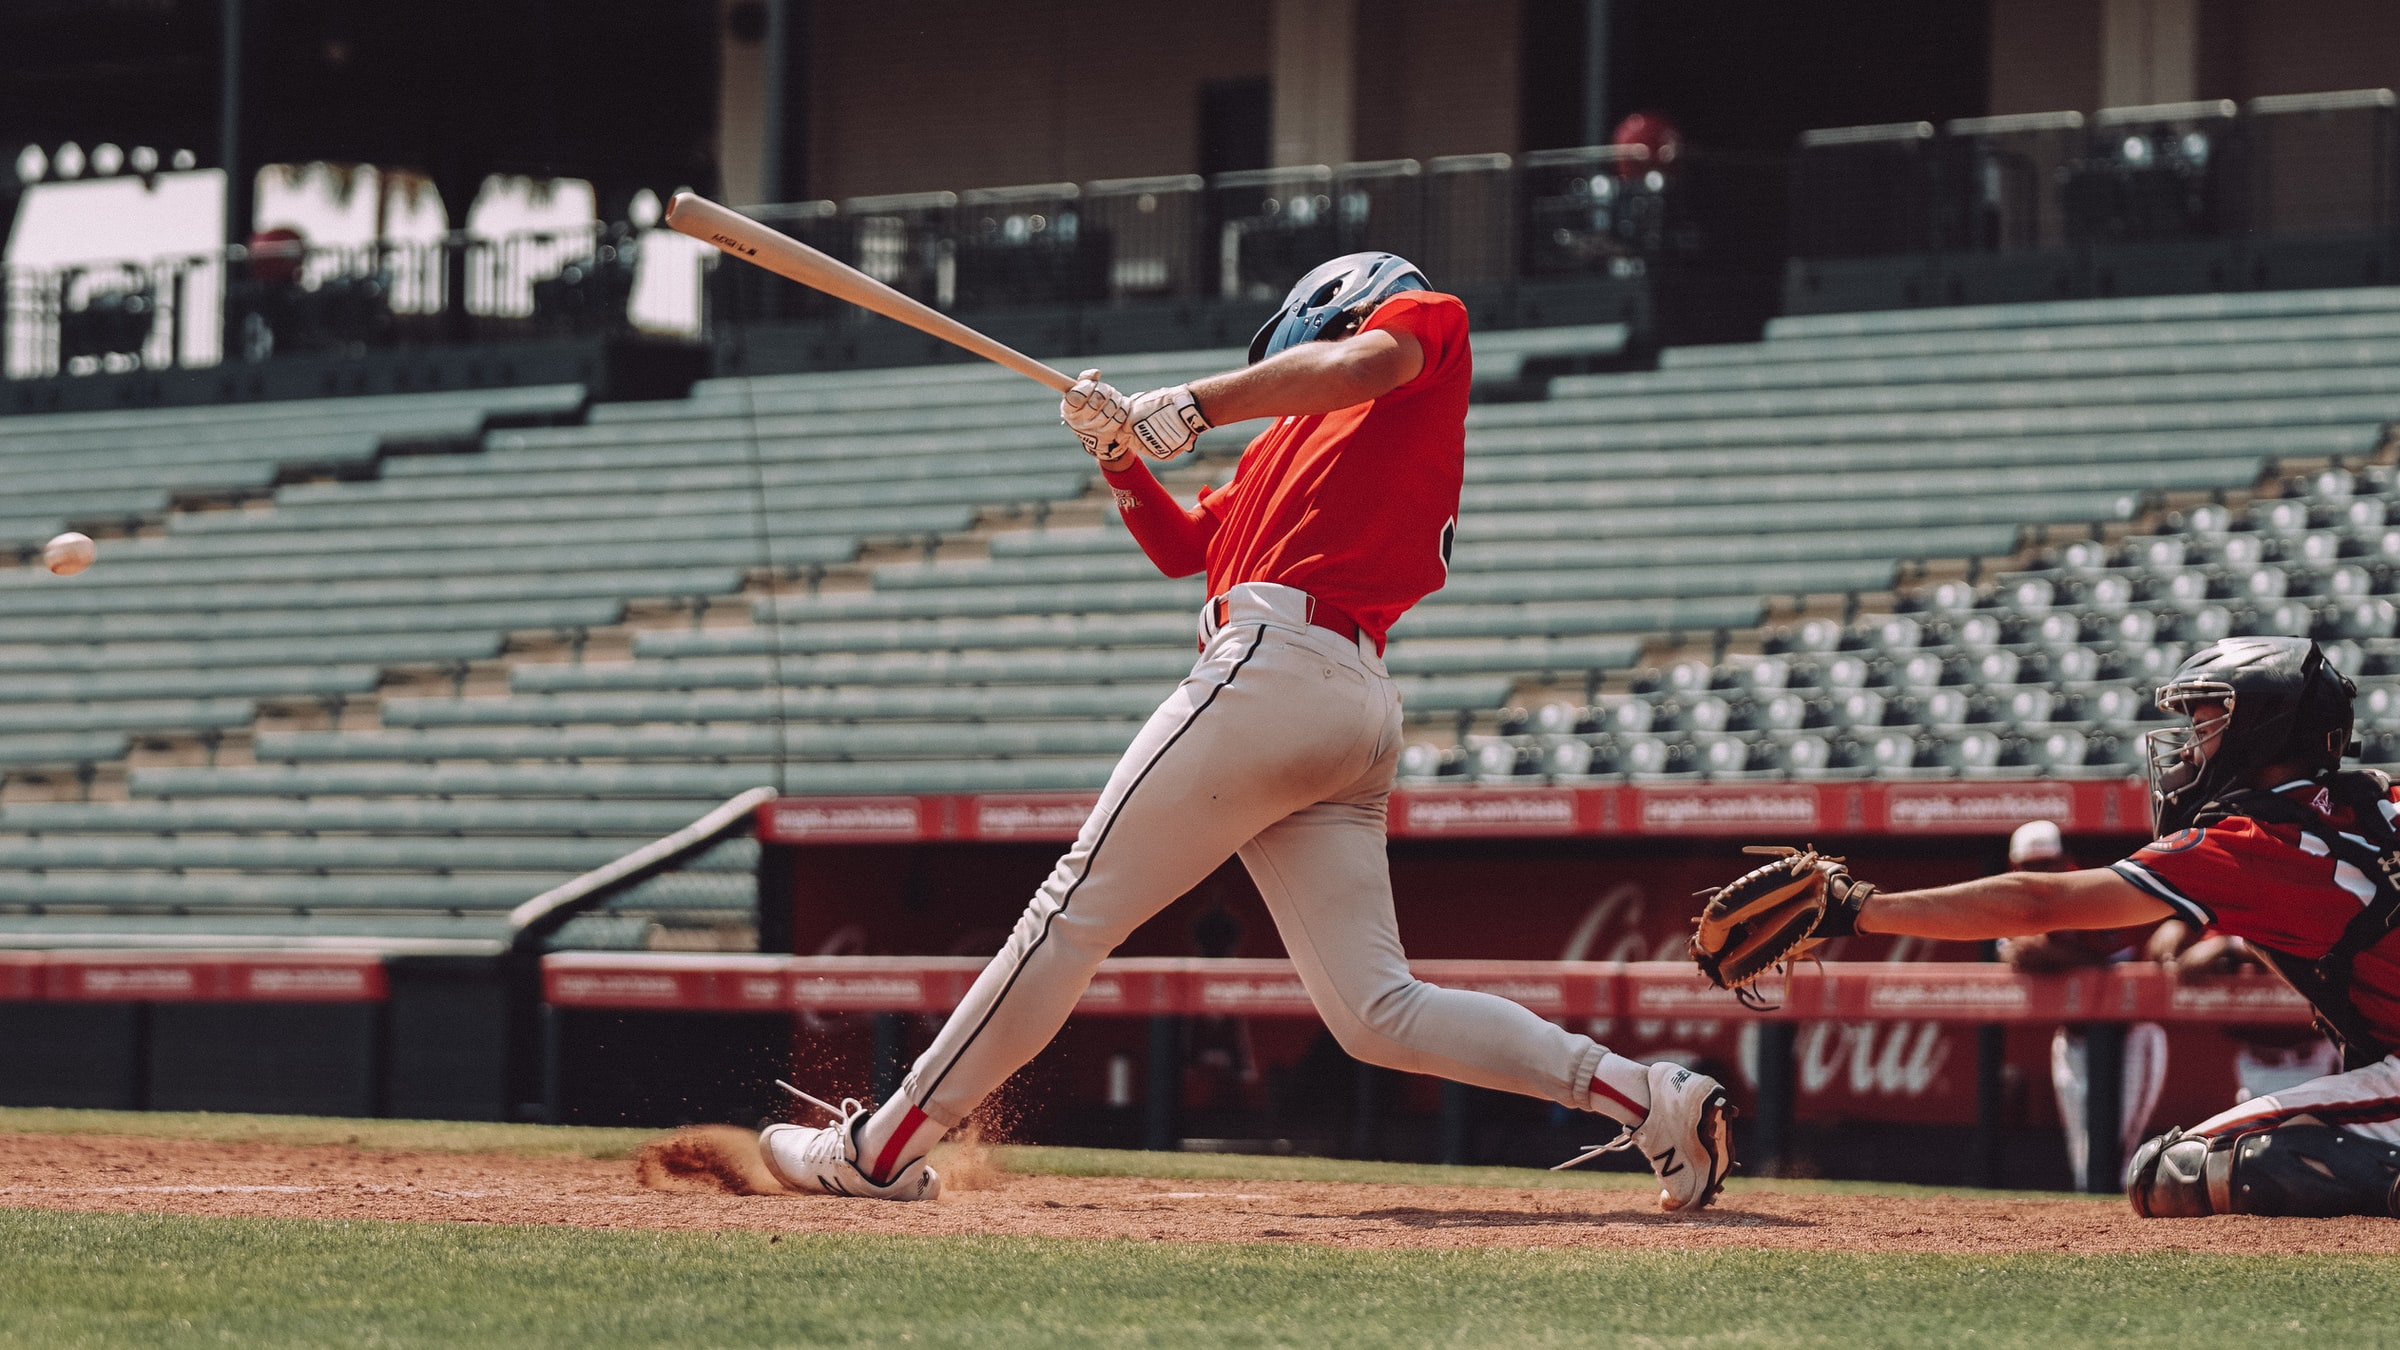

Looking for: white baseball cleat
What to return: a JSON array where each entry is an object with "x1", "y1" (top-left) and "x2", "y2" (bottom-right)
[
  {"x1": 1555, "y1": 1061, "x2": 1736, "y2": 1213},
  {"x1": 759, "y1": 1083, "x2": 942, "y2": 1202}
]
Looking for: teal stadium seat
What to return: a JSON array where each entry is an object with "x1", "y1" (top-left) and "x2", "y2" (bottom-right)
[
  {"x1": 0, "y1": 913, "x2": 648, "y2": 951},
  {"x1": 0, "y1": 598, "x2": 624, "y2": 644},
  {"x1": 0, "y1": 796, "x2": 727, "y2": 835}
]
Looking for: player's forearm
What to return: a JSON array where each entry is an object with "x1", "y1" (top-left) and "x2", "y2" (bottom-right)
[
  {"x1": 1102, "y1": 458, "x2": 1211, "y2": 578},
  {"x1": 1855, "y1": 874, "x2": 2062, "y2": 940},
  {"x1": 1856, "y1": 867, "x2": 2170, "y2": 940},
  {"x1": 1189, "y1": 330, "x2": 1419, "y2": 423}
]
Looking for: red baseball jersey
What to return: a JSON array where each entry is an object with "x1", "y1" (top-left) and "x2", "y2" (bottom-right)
[
  {"x1": 1192, "y1": 291, "x2": 1470, "y2": 645},
  {"x1": 2113, "y1": 777, "x2": 2400, "y2": 1047}
]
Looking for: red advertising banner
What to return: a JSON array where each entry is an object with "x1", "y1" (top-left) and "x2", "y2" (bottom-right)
[
  {"x1": 544, "y1": 953, "x2": 792, "y2": 1011},
  {"x1": 1391, "y1": 788, "x2": 1587, "y2": 837},
  {"x1": 965, "y1": 793, "x2": 1103, "y2": 841},
  {"x1": 755, "y1": 796, "x2": 936, "y2": 844},
  {"x1": 26, "y1": 953, "x2": 386, "y2": 1003},
  {"x1": 787, "y1": 957, "x2": 985, "y2": 1013},
  {"x1": 0, "y1": 952, "x2": 43, "y2": 1000},
  {"x1": 1629, "y1": 784, "x2": 1832, "y2": 835},
  {"x1": 755, "y1": 780, "x2": 2157, "y2": 844},
  {"x1": 536, "y1": 954, "x2": 2312, "y2": 1028}
]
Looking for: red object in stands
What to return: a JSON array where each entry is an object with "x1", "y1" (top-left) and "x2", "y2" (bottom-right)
[
  {"x1": 246, "y1": 227, "x2": 307, "y2": 288},
  {"x1": 1611, "y1": 110, "x2": 1685, "y2": 178}
]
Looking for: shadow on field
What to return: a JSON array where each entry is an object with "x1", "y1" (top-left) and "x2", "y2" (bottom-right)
[{"x1": 1353, "y1": 1205, "x2": 1815, "y2": 1230}]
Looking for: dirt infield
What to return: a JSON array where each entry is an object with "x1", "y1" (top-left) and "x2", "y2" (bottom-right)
[{"x1": 3, "y1": 1128, "x2": 2396, "y2": 1254}]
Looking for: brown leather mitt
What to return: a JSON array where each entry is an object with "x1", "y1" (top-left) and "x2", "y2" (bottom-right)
[{"x1": 1689, "y1": 845, "x2": 1876, "y2": 1001}]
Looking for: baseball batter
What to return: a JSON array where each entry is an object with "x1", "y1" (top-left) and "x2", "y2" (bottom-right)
[{"x1": 761, "y1": 253, "x2": 1737, "y2": 1210}]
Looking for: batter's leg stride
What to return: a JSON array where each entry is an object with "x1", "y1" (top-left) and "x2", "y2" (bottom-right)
[{"x1": 763, "y1": 590, "x2": 1733, "y2": 1210}]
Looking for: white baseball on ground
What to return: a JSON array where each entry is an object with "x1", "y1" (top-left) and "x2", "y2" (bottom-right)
[{"x1": 43, "y1": 531, "x2": 95, "y2": 576}]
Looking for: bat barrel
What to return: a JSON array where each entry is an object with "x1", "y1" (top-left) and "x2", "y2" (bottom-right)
[{"x1": 664, "y1": 193, "x2": 1075, "y2": 394}]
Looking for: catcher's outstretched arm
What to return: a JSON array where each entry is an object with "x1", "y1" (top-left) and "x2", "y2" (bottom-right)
[{"x1": 1856, "y1": 868, "x2": 2171, "y2": 941}]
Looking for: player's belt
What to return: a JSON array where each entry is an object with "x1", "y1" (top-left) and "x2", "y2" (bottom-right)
[{"x1": 1202, "y1": 588, "x2": 1367, "y2": 651}]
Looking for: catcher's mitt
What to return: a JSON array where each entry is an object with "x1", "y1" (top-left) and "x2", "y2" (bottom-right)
[{"x1": 1689, "y1": 845, "x2": 1876, "y2": 1004}]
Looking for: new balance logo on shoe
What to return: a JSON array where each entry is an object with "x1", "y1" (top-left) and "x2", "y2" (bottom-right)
[{"x1": 1549, "y1": 1062, "x2": 1732, "y2": 1213}]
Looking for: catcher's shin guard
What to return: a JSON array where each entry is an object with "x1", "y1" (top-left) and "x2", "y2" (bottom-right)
[
  {"x1": 2124, "y1": 1127, "x2": 2226, "y2": 1217},
  {"x1": 2127, "y1": 1123, "x2": 2400, "y2": 1217}
]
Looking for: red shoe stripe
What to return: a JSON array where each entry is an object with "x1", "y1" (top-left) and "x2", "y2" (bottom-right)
[
  {"x1": 871, "y1": 1106, "x2": 929, "y2": 1182},
  {"x1": 1591, "y1": 1076, "x2": 1647, "y2": 1123}
]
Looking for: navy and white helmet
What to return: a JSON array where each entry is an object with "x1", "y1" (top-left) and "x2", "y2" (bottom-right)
[
  {"x1": 2144, "y1": 636, "x2": 2359, "y2": 835},
  {"x1": 1247, "y1": 252, "x2": 1431, "y2": 364}
]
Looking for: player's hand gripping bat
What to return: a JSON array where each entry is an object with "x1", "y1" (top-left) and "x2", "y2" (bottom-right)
[{"x1": 663, "y1": 192, "x2": 1075, "y2": 393}]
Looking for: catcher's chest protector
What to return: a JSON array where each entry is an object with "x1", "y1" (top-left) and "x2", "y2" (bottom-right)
[{"x1": 2198, "y1": 772, "x2": 2400, "y2": 1069}]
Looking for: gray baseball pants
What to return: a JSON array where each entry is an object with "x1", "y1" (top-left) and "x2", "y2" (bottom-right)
[{"x1": 893, "y1": 582, "x2": 1610, "y2": 1130}]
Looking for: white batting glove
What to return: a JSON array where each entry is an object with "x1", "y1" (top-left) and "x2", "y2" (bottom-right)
[
  {"x1": 1124, "y1": 384, "x2": 1211, "y2": 462},
  {"x1": 1062, "y1": 369, "x2": 1135, "y2": 465}
]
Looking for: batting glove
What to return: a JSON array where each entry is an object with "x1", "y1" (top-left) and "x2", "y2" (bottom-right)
[
  {"x1": 1062, "y1": 369, "x2": 1135, "y2": 465},
  {"x1": 1124, "y1": 383, "x2": 1211, "y2": 462}
]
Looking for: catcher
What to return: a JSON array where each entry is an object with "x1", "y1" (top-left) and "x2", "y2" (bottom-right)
[{"x1": 1692, "y1": 636, "x2": 2400, "y2": 1218}]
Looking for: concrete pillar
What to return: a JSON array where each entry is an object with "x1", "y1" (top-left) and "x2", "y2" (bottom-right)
[
  {"x1": 1582, "y1": 0, "x2": 1612, "y2": 147},
  {"x1": 2101, "y1": 0, "x2": 2198, "y2": 107},
  {"x1": 1270, "y1": 0, "x2": 1357, "y2": 168},
  {"x1": 717, "y1": 0, "x2": 785, "y2": 205},
  {"x1": 220, "y1": 0, "x2": 250, "y2": 247}
]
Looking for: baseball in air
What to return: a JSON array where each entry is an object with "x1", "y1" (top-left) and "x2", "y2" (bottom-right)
[{"x1": 43, "y1": 531, "x2": 95, "y2": 576}]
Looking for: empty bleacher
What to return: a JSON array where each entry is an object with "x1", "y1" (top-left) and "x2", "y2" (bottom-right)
[
  {"x1": 1, "y1": 290, "x2": 2393, "y2": 949},
  {"x1": 1416, "y1": 288, "x2": 2400, "y2": 784}
]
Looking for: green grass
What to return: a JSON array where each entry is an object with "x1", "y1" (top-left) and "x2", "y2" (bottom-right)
[
  {"x1": 0, "y1": 1107, "x2": 2090, "y2": 1201},
  {"x1": 0, "y1": 1208, "x2": 2390, "y2": 1349}
]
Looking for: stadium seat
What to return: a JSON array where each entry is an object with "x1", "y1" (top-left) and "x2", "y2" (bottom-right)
[{"x1": 0, "y1": 796, "x2": 726, "y2": 835}]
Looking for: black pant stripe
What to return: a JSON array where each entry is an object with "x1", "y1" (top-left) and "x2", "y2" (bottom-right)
[{"x1": 915, "y1": 625, "x2": 1269, "y2": 1105}]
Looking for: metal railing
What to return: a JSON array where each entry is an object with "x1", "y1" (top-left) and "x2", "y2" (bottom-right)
[
  {"x1": 13, "y1": 91, "x2": 2400, "y2": 382},
  {"x1": 5, "y1": 145, "x2": 1789, "y2": 382},
  {"x1": 1792, "y1": 89, "x2": 2400, "y2": 261},
  {"x1": 704, "y1": 146, "x2": 1787, "y2": 324},
  {"x1": 3, "y1": 221, "x2": 644, "y2": 381}
]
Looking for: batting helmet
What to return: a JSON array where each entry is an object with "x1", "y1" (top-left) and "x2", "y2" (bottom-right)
[
  {"x1": 2144, "y1": 636, "x2": 2359, "y2": 835},
  {"x1": 1247, "y1": 252, "x2": 1431, "y2": 364}
]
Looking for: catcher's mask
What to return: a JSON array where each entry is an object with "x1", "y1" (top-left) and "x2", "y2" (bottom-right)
[
  {"x1": 1247, "y1": 252, "x2": 1430, "y2": 364},
  {"x1": 2144, "y1": 636, "x2": 2359, "y2": 835}
]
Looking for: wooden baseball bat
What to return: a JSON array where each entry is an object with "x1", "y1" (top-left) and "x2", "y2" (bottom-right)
[{"x1": 664, "y1": 192, "x2": 1076, "y2": 393}]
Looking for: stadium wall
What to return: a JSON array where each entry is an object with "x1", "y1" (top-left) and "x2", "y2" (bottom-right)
[
  {"x1": 0, "y1": 957, "x2": 512, "y2": 1121},
  {"x1": 800, "y1": 0, "x2": 1274, "y2": 200},
  {"x1": 1991, "y1": 0, "x2": 2400, "y2": 116},
  {"x1": 782, "y1": 0, "x2": 1523, "y2": 201}
]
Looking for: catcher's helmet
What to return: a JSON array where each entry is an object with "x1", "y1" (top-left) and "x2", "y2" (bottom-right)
[
  {"x1": 2144, "y1": 636, "x2": 2359, "y2": 835},
  {"x1": 1247, "y1": 251, "x2": 1431, "y2": 364}
]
